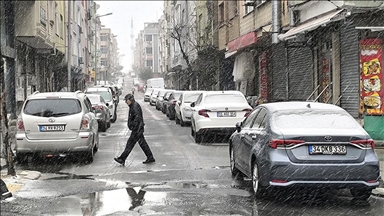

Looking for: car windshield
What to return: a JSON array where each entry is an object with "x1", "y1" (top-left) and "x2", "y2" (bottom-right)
[
  {"x1": 86, "y1": 91, "x2": 112, "y2": 101},
  {"x1": 271, "y1": 109, "x2": 360, "y2": 130},
  {"x1": 204, "y1": 94, "x2": 246, "y2": 104},
  {"x1": 184, "y1": 93, "x2": 201, "y2": 103},
  {"x1": 24, "y1": 99, "x2": 82, "y2": 117}
]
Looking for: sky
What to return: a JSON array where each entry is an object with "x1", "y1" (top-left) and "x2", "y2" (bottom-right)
[{"x1": 96, "y1": 1, "x2": 164, "y2": 73}]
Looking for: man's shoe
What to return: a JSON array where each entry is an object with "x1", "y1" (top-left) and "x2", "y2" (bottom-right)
[
  {"x1": 114, "y1": 158, "x2": 125, "y2": 165},
  {"x1": 142, "y1": 158, "x2": 155, "y2": 164}
]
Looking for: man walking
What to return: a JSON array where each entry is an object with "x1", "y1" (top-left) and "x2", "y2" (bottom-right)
[{"x1": 114, "y1": 93, "x2": 155, "y2": 165}]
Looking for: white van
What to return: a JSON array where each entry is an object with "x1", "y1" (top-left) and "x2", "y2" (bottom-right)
[{"x1": 146, "y1": 78, "x2": 165, "y2": 89}]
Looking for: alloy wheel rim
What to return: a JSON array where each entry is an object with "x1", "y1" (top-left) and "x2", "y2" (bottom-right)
[
  {"x1": 252, "y1": 165, "x2": 259, "y2": 193},
  {"x1": 230, "y1": 148, "x2": 235, "y2": 171}
]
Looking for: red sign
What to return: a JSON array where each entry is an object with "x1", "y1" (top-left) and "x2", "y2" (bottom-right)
[
  {"x1": 359, "y1": 39, "x2": 383, "y2": 115},
  {"x1": 227, "y1": 31, "x2": 257, "y2": 53},
  {"x1": 259, "y1": 51, "x2": 268, "y2": 102}
]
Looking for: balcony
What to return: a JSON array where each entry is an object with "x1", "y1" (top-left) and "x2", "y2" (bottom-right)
[{"x1": 15, "y1": 2, "x2": 55, "y2": 50}]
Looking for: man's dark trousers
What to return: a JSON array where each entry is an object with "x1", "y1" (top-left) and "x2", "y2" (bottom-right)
[{"x1": 118, "y1": 131, "x2": 154, "y2": 161}]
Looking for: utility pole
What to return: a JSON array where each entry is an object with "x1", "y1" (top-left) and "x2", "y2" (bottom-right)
[{"x1": 67, "y1": 0, "x2": 72, "y2": 92}]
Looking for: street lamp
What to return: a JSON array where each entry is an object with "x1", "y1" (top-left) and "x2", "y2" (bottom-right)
[{"x1": 94, "y1": 12, "x2": 112, "y2": 85}]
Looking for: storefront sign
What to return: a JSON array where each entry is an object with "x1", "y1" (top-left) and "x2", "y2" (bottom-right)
[
  {"x1": 359, "y1": 38, "x2": 383, "y2": 115},
  {"x1": 259, "y1": 51, "x2": 268, "y2": 102}
]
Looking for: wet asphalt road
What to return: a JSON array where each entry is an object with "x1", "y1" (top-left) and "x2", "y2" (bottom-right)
[{"x1": 1, "y1": 80, "x2": 384, "y2": 216}]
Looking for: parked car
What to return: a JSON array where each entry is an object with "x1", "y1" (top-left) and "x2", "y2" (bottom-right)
[
  {"x1": 144, "y1": 88, "x2": 154, "y2": 102},
  {"x1": 229, "y1": 101, "x2": 380, "y2": 200},
  {"x1": 155, "y1": 89, "x2": 169, "y2": 110},
  {"x1": 149, "y1": 88, "x2": 161, "y2": 106},
  {"x1": 86, "y1": 94, "x2": 111, "y2": 132},
  {"x1": 85, "y1": 86, "x2": 117, "y2": 123},
  {"x1": 166, "y1": 91, "x2": 184, "y2": 120},
  {"x1": 161, "y1": 90, "x2": 176, "y2": 114},
  {"x1": 175, "y1": 91, "x2": 204, "y2": 126},
  {"x1": 190, "y1": 91, "x2": 252, "y2": 143},
  {"x1": 15, "y1": 91, "x2": 99, "y2": 163}
]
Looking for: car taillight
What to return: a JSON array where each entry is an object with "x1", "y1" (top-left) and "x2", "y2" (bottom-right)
[
  {"x1": 350, "y1": 139, "x2": 375, "y2": 149},
  {"x1": 94, "y1": 105, "x2": 104, "y2": 110},
  {"x1": 269, "y1": 139, "x2": 305, "y2": 149},
  {"x1": 81, "y1": 117, "x2": 90, "y2": 130},
  {"x1": 243, "y1": 108, "x2": 252, "y2": 117},
  {"x1": 198, "y1": 109, "x2": 210, "y2": 118},
  {"x1": 17, "y1": 118, "x2": 24, "y2": 131}
]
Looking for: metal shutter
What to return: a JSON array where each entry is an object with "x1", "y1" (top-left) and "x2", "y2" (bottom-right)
[
  {"x1": 340, "y1": 23, "x2": 359, "y2": 118},
  {"x1": 287, "y1": 46, "x2": 313, "y2": 100}
]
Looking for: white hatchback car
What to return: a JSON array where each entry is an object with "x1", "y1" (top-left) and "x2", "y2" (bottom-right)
[
  {"x1": 190, "y1": 91, "x2": 252, "y2": 143},
  {"x1": 15, "y1": 91, "x2": 99, "y2": 163},
  {"x1": 175, "y1": 91, "x2": 204, "y2": 126}
]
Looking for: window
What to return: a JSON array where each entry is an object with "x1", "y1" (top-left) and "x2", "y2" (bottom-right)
[
  {"x1": 101, "y1": 58, "x2": 107, "y2": 66},
  {"x1": 244, "y1": 0, "x2": 254, "y2": 14},
  {"x1": 252, "y1": 109, "x2": 267, "y2": 129},
  {"x1": 198, "y1": 14, "x2": 203, "y2": 38},
  {"x1": 59, "y1": 15, "x2": 64, "y2": 37},
  {"x1": 101, "y1": 34, "x2": 108, "y2": 41},
  {"x1": 55, "y1": 3, "x2": 59, "y2": 36},
  {"x1": 228, "y1": 1, "x2": 237, "y2": 19},
  {"x1": 242, "y1": 109, "x2": 260, "y2": 128},
  {"x1": 218, "y1": 3, "x2": 224, "y2": 24},
  {"x1": 146, "y1": 60, "x2": 153, "y2": 67},
  {"x1": 146, "y1": 47, "x2": 153, "y2": 54},
  {"x1": 101, "y1": 46, "x2": 108, "y2": 54},
  {"x1": 145, "y1": 35, "x2": 152, "y2": 41},
  {"x1": 40, "y1": 7, "x2": 47, "y2": 25}
]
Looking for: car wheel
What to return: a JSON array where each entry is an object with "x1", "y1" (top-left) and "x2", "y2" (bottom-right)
[
  {"x1": 94, "y1": 133, "x2": 99, "y2": 153},
  {"x1": 194, "y1": 131, "x2": 203, "y2": 143},
  {"x1": 350, "y1": 188, "x2": 372, "y2": 201},
  {"x1": 230, "y1": 147, "x2": 244, "y2": 179},
  {"x1": 191, "y1": 126, "x2": 194, "y2": 136},
  {"x1": 180, "y1": 116, "x2": 186, "y2": 127},
  {"x1": 252, "y1": 160, "x2": 266, "y2": 199},
  {"x1": 16, "y1": 153, "x2": 28, "y2": 164},
  {"x1": 111, "y1": 111, "x2": 117, "y2": 123},
  {"x1": 175, "y1": 115, "x2": 180, "y2": 124}
]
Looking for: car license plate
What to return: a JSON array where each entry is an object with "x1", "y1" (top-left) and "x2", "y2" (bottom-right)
[
  {"x1": 40, "y1": 125, "x2": 65, "y2": 132},
  {"x1": 217, "y1": 111, "x2": 236, "y2": 117},
  {"x1": 309, "y1": 145, "x2": 347, "y2": 155}
]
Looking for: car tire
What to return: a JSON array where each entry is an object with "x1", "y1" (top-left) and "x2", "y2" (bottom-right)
[
  {"x1": 111, "y1": 111, "x2": 117, "y2": 123},
  {"x1": 16, "y1": 153, "x2": 28, "y2": 164},
  {"x1": 175, "y1": 115, "x2": 180, "y2": 124},
  {"x1": 191, "y1": 126, "x2": 194, "y2": 136},
  {"x1": 230, "y1": 147, "x2": 244, "y2": 179},
  {"x1": 180, "y1": 115, "x2": 186, "y2": 127},
  {"x1": 252, "y1": 160, "x2": 266, "y2": 199},
  {"x1": 194, "y1": 131, "x2": 203, "y2": 143},
  {"x1": 350, "y1": 188, "x2": 372, "y2": 201}
]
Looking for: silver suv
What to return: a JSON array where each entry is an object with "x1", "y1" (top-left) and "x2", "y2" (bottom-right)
[{"x1": 15, "y1": 91, "x2": 99, "y2": 163}]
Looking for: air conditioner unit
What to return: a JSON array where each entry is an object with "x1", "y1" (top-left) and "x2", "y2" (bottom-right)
[{"x1": 244, "y1": 0, "x2": 255, "y2": 6}]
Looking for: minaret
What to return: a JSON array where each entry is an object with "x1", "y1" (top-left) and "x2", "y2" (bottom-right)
[{"x1": 130, "y1": 18, "x2": 135, "y2": 70}]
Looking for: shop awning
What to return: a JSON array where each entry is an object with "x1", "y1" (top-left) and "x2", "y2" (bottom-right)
[
  {"x1": 278, "y1": 9, "x2": 345, "y2": 41},
  {"x1": 225, "y1": 31, "x2": 257, "y2": 58}
]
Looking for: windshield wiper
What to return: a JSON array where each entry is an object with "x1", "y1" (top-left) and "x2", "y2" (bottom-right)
[{"x1": 51, "y1": 112, "x2": 71, "y2": 117}]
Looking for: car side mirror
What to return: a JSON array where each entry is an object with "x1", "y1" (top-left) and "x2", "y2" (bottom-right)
[
  {"x1": 106, "y1": 103, "x2": 109, "y2": 107},
  {"x1": 235, "y1": 122, "x2": 242, "y2": 132},
  {"x1": 190, "y1": 102, "x2": 195, "y2": 107}
]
